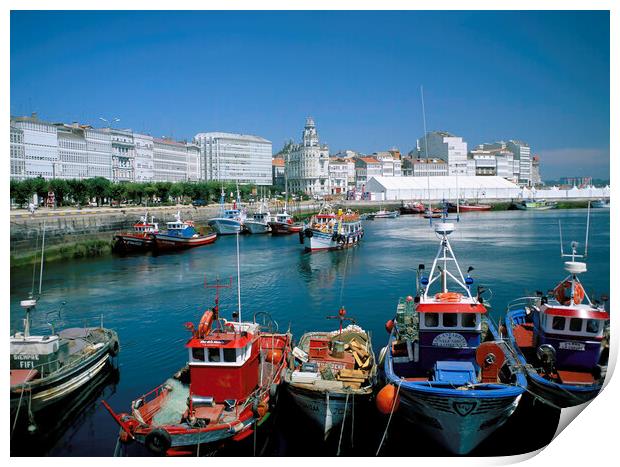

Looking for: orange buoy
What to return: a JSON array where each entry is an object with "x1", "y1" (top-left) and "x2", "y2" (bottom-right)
[
  {"x1": 385, "y1": 319, "x2": 395, "y2": 334},
  {"x1": 406, "y1": 295, "x2": 414, "y2": 302},
  {"x1": 265, "y1": 348, "x2": 283, "y2": 363},
  {"x1": 435, "y1": 292, "x2": 462, "y2": 302},
  {"x1": 376, "y1": 384, "x2": 400, "y2": 415}
]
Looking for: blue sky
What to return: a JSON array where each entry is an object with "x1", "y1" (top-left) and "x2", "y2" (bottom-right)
[{"x1": 10, "y1": 11, "x2": 610, "y2": 178}]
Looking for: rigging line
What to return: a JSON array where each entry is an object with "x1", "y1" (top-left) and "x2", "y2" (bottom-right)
[
  {"x1": 338, "y1": 243, "x2": 351, "y2": 306},
  {"x1": 30, "y1": 227, "x2": 40, "y2": 297},
  {"x1": 376, "y1": 379, "x2": 403, "y2": 456},
  {"x1": 336, "y1": 392, "x2": 350, "y2": 456}
]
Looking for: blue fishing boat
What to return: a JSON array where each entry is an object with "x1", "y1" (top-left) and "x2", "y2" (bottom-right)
[
  {"x1": 377, "y1": 221, "x2": 527, "y2": 455},
  {"x1": 503, "y1": 219, "x2": 609, "y2": 408},
  {"x1": 153, "y1": 212, "x2": 217, "y2": 251}
]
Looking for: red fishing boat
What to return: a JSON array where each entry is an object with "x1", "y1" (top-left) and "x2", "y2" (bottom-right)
[
  {"x1": 153, "y1": 212, "x2": 217, "y2": 251},
  {"x1": 447, "y1": 202, "x2": 492, "y2": 213},
  {"x1": 103, "y1": 282, "x2": 291, "y2": 456},
  {"x1": 112, "y1": 213, "x2": 159, "y2": 252}
]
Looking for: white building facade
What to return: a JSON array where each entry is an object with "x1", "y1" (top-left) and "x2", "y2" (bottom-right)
[
  {"x1": 153, "y1": 138, "x2": 189, "y2": 183},
  {"x1": 11, "y1": 114, "x2": 59, "y2": 179},
  {"x1": 506, "y1": 140, "x2": 532, "y2": 186},
  {"x1": 10, "y1": 125, "x2": 26, "y2": 180},
  {"x1": 417, "y1": 131, "x2": 468, "y2": 176},
  {"x1": 194, "y1": 132, "x2": 272, "y2": 185},
  {"x1": 85, "y1": 128, "x2": 112, "y2": 179},
  {"x1": 109, "y1": 128, "x2": 135, "y2": 182},
  {"x1": 287, "y1": 118, "x2": 330, "y2": 195},
  {"x1": 133, "y1": 133, "x2": 154, "y2": 182}
]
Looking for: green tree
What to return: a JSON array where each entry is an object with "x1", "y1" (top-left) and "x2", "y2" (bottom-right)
[
  {"x1": 169, "y1": 183, "x2": 184, "y2": 204},
  {"x1": 144, "y1": 183, "x2": 157, "y2": 206},
  {"x1": 67, "y1": 179, "x2": 89, "y2": 206},
  {"x1": 31, "y1": 176, "x2": 48, "y2": 204},
  {"x1": 12, "y1": 179, "x2": 35, "y2": 207},
  {"x1": 109, "y1": 183, "x2": 127, "y2": 205},
  {"x1": 85, "y1": 177, "x2": 111, "y2": 206},
  {"x1": 48, "y1": 179, "x2": 69, "y2": 207},
  {"x1": 155, "y1": 182, "x2": 172, "y2": 204}
]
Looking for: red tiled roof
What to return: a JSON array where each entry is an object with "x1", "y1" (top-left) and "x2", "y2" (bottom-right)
[{"x1": 272, "y1": 158, "x2": 285, "y2": 167}]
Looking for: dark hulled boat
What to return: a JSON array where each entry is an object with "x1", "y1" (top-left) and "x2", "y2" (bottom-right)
[
  {"x1": 153, "y1": 212, "x2": 217, "y2": 251},
  {"x1": 112, "y1": 213, "x2": 159, "y2": 252}
]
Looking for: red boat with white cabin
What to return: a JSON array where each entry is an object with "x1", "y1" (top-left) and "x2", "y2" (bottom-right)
[
  {"x1": 112, "y1": 213, "x2": 159, "y2": 252},
  {"x1": 103, "y1": 282, "x2": 291, "y2": 456}
]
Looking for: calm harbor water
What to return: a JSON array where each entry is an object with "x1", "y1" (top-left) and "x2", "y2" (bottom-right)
[{"x1": 10, "y1": 209, "x2": 610, "y2": 456}]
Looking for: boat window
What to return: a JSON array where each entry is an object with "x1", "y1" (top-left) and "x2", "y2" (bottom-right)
[
  {"x1": 569, "y1": 318, "x2": 583, "y2": 332},
  {"x1": 586, "y1": 319, "x2": 601, "y2": 334},
  {"x1": 223, "y1": 348, "x2": 236, "y2": 362},
  {"x1": 424, "y1": 313, "x2": 439, "y2": 327},
  {"x1": 192, "y1": 348, "x2": 205, "y2": 361},
  {"x1": 552, "y1": 316, "x2": 566, "y2": 330},
  {"x1": 208, "y1": 348, "x2": 221, "y2": 362},
  {"x1": 461, "y1": 313, "x2": 477, "y2": 328},
  {"x1": 442, "y1": 313, "x2": 457, "y2": 328}
]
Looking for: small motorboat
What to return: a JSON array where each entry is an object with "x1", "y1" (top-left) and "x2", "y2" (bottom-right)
[
  {"x1": 372, "y1": 209, "x2": 400, "y2": 219},
  {"x1": 591, "y1": 199, "x2": 610, "y2": 209},
  {"x1": 503, "y1": 223, "x2": 609, "y2": 407},
  {"x1": 208, "y1": 188, "x2": 247, "y2": 235},
  {"x1": 300, "y1": 209, "x2": 363, "y2": 252},
  {"x1": 112, "y1": 213, "x2": 159, "y2": 252},
  {"x1": 513, "y1": 199, "x2": 557, "y2": 211},
  {"x1": 153, "y1": 212, "x2": 217, "y2": 250},
  {"x1": 103, "y1": 284, "x2": 292, "y2": 456},
  {"x1": 377, "y1": 221, "x2": 527, "y2": 455},
  {"x1": 268, "y1": 210, "x2": 296, "y2": 235},
  {"x1": 244, "y1": 203, "x2": 273, "y2": 234},
  {"x1": 284, "y1": 309, "x2": 376, "y2": 440}
]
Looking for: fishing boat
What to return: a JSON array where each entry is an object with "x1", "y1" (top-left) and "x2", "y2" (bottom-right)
[
  {"x1": 591, "y1": 199, "x2": 610, "y2": 209},
  {"x1": 422, "y1": 207, "x2": 443, "y2": 219},
  {"x1": 11, "y1": 227, "x2": 119, "y2": 430},
  {"x1": 514, "y1": 199, "x2": 557, "y2": 211},
  {"x1": 399, "y1": 201, "x2": 425, "y2": 215},
  {"x1": 103, "y1": 282, "x2": 292, "y2": 456},
  {"x1": 208, "y1": 188, "x2": 246, "y2": 235},
  {"x1": 112, "y1": 213, "x2": 159, "y2": 252},
  {"x1": 377, "y1": 221, "x2": 527, "y2": 455},
  {"x1": 300, "y1": 209, "x2": 363, "y2": 252},
  {"x1": 244, "y1": 200, "x2": 273, "y2": 234},
  {"x1": 372, "y1": 208, "x2": 400, "y2": 219},
  {"x1": 503, "y1": 216, "x2": 609, "y2": 407},
  {"x1": 268, "y1": 210, "x2": 297, "y2": 235},
  {"x1": 153, "y1": 212, "x2": 217, "y2": 251},
  {"x1": 284, "y1": 309, "x2": 376, "y2": 440},
  {"x1": 447, "y1": 202, "x2": 492, "y2": 213}
]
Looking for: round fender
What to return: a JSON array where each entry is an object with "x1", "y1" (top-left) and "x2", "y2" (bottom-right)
[
  {"x1": 298, "y1": 231, "x2": 305, "y2": 244},
  {"x1": 145, "y1": 428, "x2": 172, "y2": 455},
  {"x1": 109, "y1": 338, "x2": 120, "y2": 357},
  {"x1": 304, "y1": 228, "x2": 314, "y2": 238}
]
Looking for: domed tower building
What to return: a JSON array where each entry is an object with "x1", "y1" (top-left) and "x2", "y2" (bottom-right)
[{"x1": 288, "y1": 117, "x2": 330, "y2": 196}]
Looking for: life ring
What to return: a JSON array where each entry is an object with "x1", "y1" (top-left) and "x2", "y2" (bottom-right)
[
  {"x1": 197, "y1": 310, "x2": 214, "y2": 338},
  {"x1": 435, "y1": 292, "x2": 463, "y2": 303},
  {"x1": 553, "y1": 280, "x2": 585, "y2": 305},
  {"x1": 145, "y1": 428, "x2": 172, "y2": 455}
]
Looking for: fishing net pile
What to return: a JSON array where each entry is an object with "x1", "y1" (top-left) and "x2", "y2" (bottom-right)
[{"x1": 152, "y1": 378, "x2": 190, "y2": 426}]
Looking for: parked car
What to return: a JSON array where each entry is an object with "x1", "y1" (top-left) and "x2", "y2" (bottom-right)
[{"x1": 192, "y1": 199, "x2": 207, "y2": 206}]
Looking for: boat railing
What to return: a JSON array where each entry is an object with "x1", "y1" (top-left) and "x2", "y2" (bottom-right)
[{"x1": 505, "y1": 296, "x2": 541, "y2": 314}]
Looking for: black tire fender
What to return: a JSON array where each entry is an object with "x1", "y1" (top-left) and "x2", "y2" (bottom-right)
[
  {"x1": 304, "y1": 228, "x2": 313, "y2": 238},
  {"x1": 109, "y1": 338, "x2": 120, "y2": 357},
  {"x1": 145, "y1": 428, "x2": 172, "y2": 455}
]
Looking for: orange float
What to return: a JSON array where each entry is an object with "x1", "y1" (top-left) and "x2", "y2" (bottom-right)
[{"x1": 376, "y1": 384, "x2": 400, "y2": 415}]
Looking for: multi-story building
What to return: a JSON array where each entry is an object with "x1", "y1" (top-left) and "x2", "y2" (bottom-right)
[
  {"x1": 133, "y1": 133, "x2": 154, "y2": 182},
  {"x1": 468, "y1": 149, "x2": 497, "y2": 176},
  {"x1": 531, "y1": 155, "x2": 542, "y2": 186},
  {"x1": 328, "y1": 157, "x2": 350, "y2": 194},
  {"x1": 85, "y1": 128, "x2": 112, "y2": 179},
  {"x1": 331, "y1": 149, "x2": 360, "y2": 160},
  {"x1": 10, "y1": 125, "x2": 25, "y2": 180},
  {"x1": 153, "y1": 138, "x2": 189, "y2": 183},
  {"x1": 417, "y1": 131, "x2": 468, "y2": 176},
  {"x1": 373, "y1": 151, "x2": 402, "y2": 177},
  {"x1": 11, "y1": 114, "x2": 59, "y2": 179},
  {"x1": 506, "y1": 140, "x2": 532, "y2": 186},
  {"x1": 272, "y1": 158, "x2": 285, "y2": 187},
  {"x1": 55, "y1": 123, "x2": 90, "y2": 179},
  {"x1": 354, "y1": 157, "x2": 382, "y2": 189},
  {"x1": 408, "y1": 158, "x2": 448, "y2": 177},
  {"x1": 108, "y1": 128, "x2": 135, "y2": 182},
  {"x1": 194, "y1": 132, "x2": 272, "y2": 185},
  {"x1": 287, "y1": 118, "x2": 330, "y2": 195},
  {"x1": 186, "y1": 142, "x2": 201, "y2": 182}
]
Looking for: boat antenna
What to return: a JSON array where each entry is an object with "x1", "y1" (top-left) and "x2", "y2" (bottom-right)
[
  {"x1": 559, "y1": 220, "x2": 565, "y2": 257},
  {"x1": 420, "y1": 85, "x2": 432, "y2": 225},
  {"x1": 30, "y1": 225, "x2": 40, "y2": 298},
  {"x1": 584, "y1": 201, "x2": 591, "y2": 258},
  {"x1": 236, "y1": 230, "x2": 242, "y2": 323},
  {"x1": 38, "y1": 221, "x2": 46, "y2": 296}
]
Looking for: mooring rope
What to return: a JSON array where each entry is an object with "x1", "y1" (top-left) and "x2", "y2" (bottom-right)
[
  {"x1": 376, "y1": 379, "x2": 403, "y2": 456},
  {"x1": 336, "y1": 392, "x2": 350, "y2": 456}
]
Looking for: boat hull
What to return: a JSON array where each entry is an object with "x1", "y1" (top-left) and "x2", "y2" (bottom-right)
[
  {"x1": 302, "y1": 229, "x2": 363, "y2": 251},
  {"x1": 244, "y1": 221, "x2": 270, "y2": 234},
  {"x1": 448, "y1": 204, "x2": 492, "y2": 212},
  {"x1": 153, "y1": 233, "x2": 217, "y2": 250},
  {"x1": 112, "y1": 233, "x2": 154, "y2": 252},
  {"x1": 268, "y1": 222, "x2": 294, "y2": 235},
  {"x1": 285, "y1": 383, "x2": 371, "y2": 439},
  {"x1": 514, "y1": 203, "x2": 557, "y2": 211},
  {"x1": 208, "y1": 219, "x2": 243, "y2": 235}
]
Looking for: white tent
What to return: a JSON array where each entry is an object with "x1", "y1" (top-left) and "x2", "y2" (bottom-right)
[{"x1": 364, "y1": 176, "x2": 522, "y2": 201}]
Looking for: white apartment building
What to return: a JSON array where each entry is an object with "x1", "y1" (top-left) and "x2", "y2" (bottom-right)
[
  {"x1": 108, "y1": 128, "x2": 135, "y2": 182},
  {"x1": 354, "y1": 157, "x2": 382, "y2": 189},
  {"x1": 373, "y1": 151, "x2": 402, "y2": 177},
  {"x1": 134, "y1": 133, "x2": 154, "y2": 182},
  {"x1": 186, "y1": 143, "x2": 201, "y2": 182},
  {"x1": 56, "y1": 124, "x2": 90, "y2": 179},
  {"x1": 153, "y1": 138, "x2": 189, "y2": 183},
  {"x1": 11, "y1": 114, "x2": 59, "y2": 179},
  {"x1": 468, "y1": 149, "x2": 497, "y2": 176},
  {"x1": 85, "y1": 128, "x2": 112, "y2": 179},
  {"x1": 287, "y1": 118, "x2": 330, "y2": 195},
  {"x1": 410, "y1": 158, "x2": 449, "y2": 177},
  {"x1": 10, "y1": 125, "x2": 25, "y2": 180},
  {"x1": 328, "y1": 157, "x2": 349, "y2": 194},
  {"x1": 194, "y1": 132, "x2": 272, "y2": 185},
  {"x1": 506, "y1": 140, "x2": 532, "y2": 186},
  {"x1": 417, "y1": 131, "x2": 468, "y2": 176}
]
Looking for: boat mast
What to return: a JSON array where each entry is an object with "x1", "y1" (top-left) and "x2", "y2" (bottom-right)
[
  {"x1": 421, "y1": 85, "x2": 432, "y2": 225},
  {"x1": 284, "y1": 150, "x2": 289, "y2": 214},
  {"x1": 38, "y1": 221, "x2": 46, "y2": 296},
  {"x1": 236, "y1": 230, "x2": 242, "y2": 323}
]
